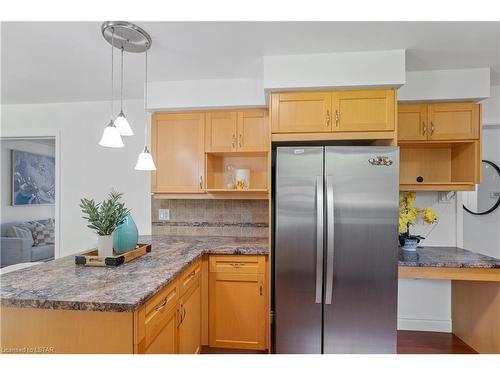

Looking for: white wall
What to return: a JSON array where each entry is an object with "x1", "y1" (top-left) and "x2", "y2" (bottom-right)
[
  {"x1": 463, "y1": 127, "x2": 500, "y2": 259},
  {"x1": 462, "y1": 86, "x2": 500, "y2": 260},
  {"x1": 1, "y1": 100, "x2": 151, "y2": 257},
  {"x1": 1, "y1": 139, "x2": 55, "y2": 223},
  {"x1": 397, "y1": 192, "x2": 459, "y2": 332},
  {"x1": 482, "y1": 85, "x2": 500, "y2": 125}
]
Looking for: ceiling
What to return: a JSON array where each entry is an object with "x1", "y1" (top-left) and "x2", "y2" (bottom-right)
[{"x1": 1, "y1": 21, "x2": 499, "y2": 104}]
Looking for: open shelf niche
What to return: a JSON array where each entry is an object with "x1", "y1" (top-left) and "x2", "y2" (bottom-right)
[
  {"x1": 205, "y1": 152, "x2": 269, "y2": 193},
  {"x1": 399, "y1": 141, "x2": 479, "y2": 191}
]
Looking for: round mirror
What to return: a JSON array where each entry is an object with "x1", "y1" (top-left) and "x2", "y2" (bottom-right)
[{"x1": 463, "y1": 160, "x2": 500, "y2": 215}]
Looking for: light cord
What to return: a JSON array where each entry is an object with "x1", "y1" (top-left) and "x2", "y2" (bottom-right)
[
  {"x1": 120, "y1": 46, "x2": 124, "y2": 112},
  {"x1": 144, "y1": 47, "x2": 148, "y2": 147},
  {"x1": 110, "y1": 28, "x2": 114, "y2": 121}
]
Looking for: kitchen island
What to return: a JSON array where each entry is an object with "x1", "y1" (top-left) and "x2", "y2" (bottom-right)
[
  {"x1": 399, "y1": 246, "x2": 500, "y2": 354},
  {"x1": 1, "y1": 240, "x2": 498, "y2": 354},
  {"x1": 0, "y1": 236, "x2": 269, "y2": 353}
]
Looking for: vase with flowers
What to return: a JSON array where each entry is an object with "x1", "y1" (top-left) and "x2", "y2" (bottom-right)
[{"x1": 399, "y1": 192, "x2": 438, "y2": 252}]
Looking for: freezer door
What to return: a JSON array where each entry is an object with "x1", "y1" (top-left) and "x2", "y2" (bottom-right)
[
  {"x1": 274, "y1": 146, "x2": 324, "y2": 354},
  {"x1": 323, "y1": 146, "x2": 399, "y2": 354}
]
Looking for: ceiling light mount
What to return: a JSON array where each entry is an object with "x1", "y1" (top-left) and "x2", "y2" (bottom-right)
[{"x1": 101, "y1": 21, "x2": 152, "y2": 53}]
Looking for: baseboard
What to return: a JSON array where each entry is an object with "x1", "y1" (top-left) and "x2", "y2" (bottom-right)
[{"x1": 398, "y1": 318, "x2": 452, "y2": 333}]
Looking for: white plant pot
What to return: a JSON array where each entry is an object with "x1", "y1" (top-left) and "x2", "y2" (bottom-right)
[{"x1": 97, "y1": 235, "x2": 114, "y2": 257}]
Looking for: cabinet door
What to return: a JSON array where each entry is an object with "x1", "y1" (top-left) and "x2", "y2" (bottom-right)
[
  {"x1": 152, "y1": 113, "x2": 205, "y2": 193},
  {"x1": 144, "y1": 306, "x2": 178, "y2": 354},
  {"x1": 178, "y1": 281, "x2": 201, "y2": 354},
  {"x1": 398, "y1": 103, "x2": 428, "y2": 141},
  {"x1": 428, "y1": 102, "x2": 480, "y2": 140},
  {"x1": 205, "y1": 111, "x2": 238, "y2": 152},
  {"x1": 237, "y1": 109, "x2": 269, "y2": 152},
  {"x1": 271, "y1": 92, "x2": 332, "y2": 133},
  {"x1": 209, "y1": 272, "x2": 266, "y2": 350},
  {"x1": 333, "y1": 89, "x2": 395, "y2": 132}
]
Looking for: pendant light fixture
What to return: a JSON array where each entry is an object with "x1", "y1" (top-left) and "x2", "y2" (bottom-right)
[
  {"x1": 114, "y1": 47, "x2": 134, "y2": 136},
  {"x1": 100, "y1": 21, "x2": 153, "y2": 153},
  {"x1": 99, "y1": 27, "x2": 124, "y2": 148},
  {"x1": 135, "y1": 47, "x2": 157, "y2": 171}
]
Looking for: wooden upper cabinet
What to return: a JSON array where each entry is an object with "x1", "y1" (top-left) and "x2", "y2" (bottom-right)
[
  {"x1": 237, "y1": 109, "x2": 269, "y2": 152},
  {"x1": 271, "y1": 92, "x2": 332, "y2": 133},
  {"x1": 206, "y1": 109, "x2": 269, "y2": 153},
  {"x1": 398, "y1": 103, "x2": 428, "y2": 141},
  {"x1": 333, "y1": 89, "x2": 395, "y2": 132},
  {"x1": 428, "y1": 102, "x2": 480, "y2": 140},
  {"x1": 152, "y1": 112, "x2": 205, "y2": 193},
  {"x1": 205, "y1": 111, "x2": 238, "y2": 152}
]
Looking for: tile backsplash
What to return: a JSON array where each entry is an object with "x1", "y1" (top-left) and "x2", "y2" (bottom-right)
[{"x1": 152, "y1": 199, "x2": 269, "y2": 238}]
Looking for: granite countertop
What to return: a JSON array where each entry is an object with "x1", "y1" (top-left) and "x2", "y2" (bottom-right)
[
  {"x1": 0, "y1": 235, "x2": 268, "y2": 313},
  {"x1": 399, "y1": 246, "x2": 500, "y2": 268}
]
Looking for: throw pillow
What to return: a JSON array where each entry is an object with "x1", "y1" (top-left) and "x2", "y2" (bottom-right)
[
  {"x1": 30, "y1": 221, "x2": 51, "y2": 246},
  {"x1": 6, "y1": 226, "x2": 34, "y2": 246},
  {"x1": 44, "y1": 218, "x2": 56, "y2": 244}
]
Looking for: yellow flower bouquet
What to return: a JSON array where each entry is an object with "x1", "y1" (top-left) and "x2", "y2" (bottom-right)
[{"x1": 399, "y1": 192, "x2": 438, "y2": 250}]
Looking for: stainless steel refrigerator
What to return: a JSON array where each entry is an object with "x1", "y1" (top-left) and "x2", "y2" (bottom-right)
[{"x1": 274, "y1": 146, "x2": 399, "y2": 354}]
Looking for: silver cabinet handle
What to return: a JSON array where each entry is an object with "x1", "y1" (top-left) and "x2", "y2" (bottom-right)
[
  {"x1": 199, "y1": 175, "x2": 203, "y2": 189},
  {"x1": 430, "y1": 122, "x2": 435, "y2": 135},
  {"x1": 239, "y1": 133, "x2": 243, "y2": 148},
  {"x1": 422, "y1": 122, "x2": 427, "y2": 136},
  {"x1": 325, "y1": 175, "x2": 334, "y2": 305},
  {"x1": 335, "y1": 110, "x2": 340, "y2": 128},
  {"x1": 315, "y1": 176, "x2": 324, "y2": 304},
  {"x1": 232, "y1": 134, "x2": 236, "y2": 149},
  {"x1": 326, "y1": 110, "x2": 331, "y2": 127}
]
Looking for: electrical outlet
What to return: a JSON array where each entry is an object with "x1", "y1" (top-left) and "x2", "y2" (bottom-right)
[
  {"x1": 158, "y1": 209, "x2": 170, "y2": 221},
  {"x1": 438, "y1": 191, "x2": 455, "y2": 204}
]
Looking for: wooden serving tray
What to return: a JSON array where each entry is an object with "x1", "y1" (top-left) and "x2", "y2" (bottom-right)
[{"x1": 75, "y1": 243, "x2": 152, "y2": 267}]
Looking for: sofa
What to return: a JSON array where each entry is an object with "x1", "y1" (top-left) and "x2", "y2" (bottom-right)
[{"x1": 1, "y1": 220, "x2": 55, "y2": 267}]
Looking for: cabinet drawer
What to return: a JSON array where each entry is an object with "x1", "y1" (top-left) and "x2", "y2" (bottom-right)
[
  {"x1": 180, "y1": 258, "x2": 201, "y2": 296},
  {"x1": 209, "y1": 255, "x2": 265, "y2": 274},
  {"x1": 144, "y1": 281, "x2": 179, "y2": 346}
]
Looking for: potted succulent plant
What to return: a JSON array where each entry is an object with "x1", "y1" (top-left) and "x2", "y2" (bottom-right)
[
  {"x1": 80, "y1": 190, "x2": 130, "y2": 257},
  {"x1": 399, "y1": 192, "x2": 438, "y2": 252}
]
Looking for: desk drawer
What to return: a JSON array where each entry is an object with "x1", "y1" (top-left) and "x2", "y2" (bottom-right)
[
  {"x1": 209, "y1": 255, "x2": 265, "y2": 274},
  {"x1": 144, "y1": 281, "x2": 179, "y2": 346},
  {"x1": 180, "y1": 258, "x2": 201, "y2": 296}
]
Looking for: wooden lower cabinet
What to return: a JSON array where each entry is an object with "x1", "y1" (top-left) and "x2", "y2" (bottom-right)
[
  {"x1": 144, "y1": 305, "x2": 178, "y2": 354},
  {"x1": 138, "y1": 259, "x2": 202, "y2": 354},
  {"x1": 208, "y1": 255, "x2": 267, "y2": 350},
  {"x1": 178, "y1": 274, "x2": 202, "y2": 353}
]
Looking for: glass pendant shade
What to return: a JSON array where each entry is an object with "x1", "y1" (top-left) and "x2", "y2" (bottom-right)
[
  {"x1": 99, "y1": 120, "x2": 124, "y2": 148},
  {"x1": 134, "y1": 146, "x2": 156, "y2": 170},
  {"x1": 114, "y1": 111, "x2": 134, "y2": 136}
]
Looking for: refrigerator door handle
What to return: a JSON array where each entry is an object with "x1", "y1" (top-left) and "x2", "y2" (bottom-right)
[
  {"x1": 315, "y1": 175, "x2": 324, "y2": 304},
  {"x1": 325, "y1": 175, "x2": 334, "y2": 305}
]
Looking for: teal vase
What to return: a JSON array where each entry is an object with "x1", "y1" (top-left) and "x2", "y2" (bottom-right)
[{"x1": 113, "y1": 214, "x2": 138, "y2": 254}]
